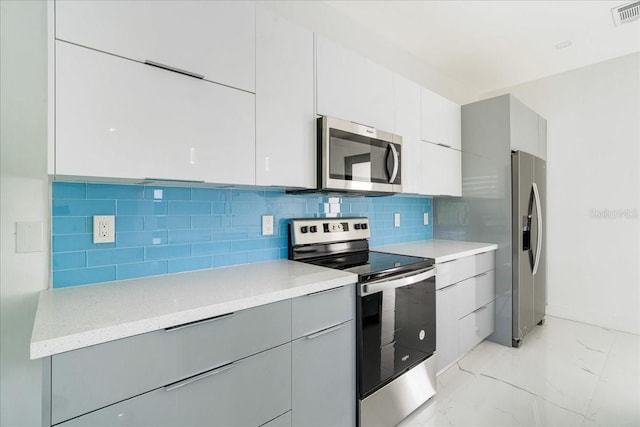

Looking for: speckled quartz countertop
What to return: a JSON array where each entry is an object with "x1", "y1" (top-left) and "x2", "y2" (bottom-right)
[
  {"x1": 377, "y1": 239, "x2": 498, "y2": 263},
  {"x1": 30, "y1": 260, "x2": 357, "y2": 359}
]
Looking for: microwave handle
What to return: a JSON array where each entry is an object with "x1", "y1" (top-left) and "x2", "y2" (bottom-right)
[{"x1": 388, "y1": 143, "x2": 399, "y2": 183}]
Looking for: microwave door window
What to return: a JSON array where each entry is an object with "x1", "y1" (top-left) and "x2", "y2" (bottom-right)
[{"x1": 329, "y1": 130, "x2": 393, "y2": 184}]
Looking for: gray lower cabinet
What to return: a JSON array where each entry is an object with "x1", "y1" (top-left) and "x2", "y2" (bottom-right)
[
  {"x1": 58, "y1": 343, "x2": 291, "y2": 427},
  {"x1": 261, "y1": 411, "x2": 292, "y2": 427},
  {"x1": 292, "y1": 320, "x2": 355, "y2": 427}
]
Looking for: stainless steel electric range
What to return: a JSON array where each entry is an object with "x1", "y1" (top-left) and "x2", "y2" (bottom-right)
[{"x1": 289, "y1": 217, "x2": 437, "y2": 427}]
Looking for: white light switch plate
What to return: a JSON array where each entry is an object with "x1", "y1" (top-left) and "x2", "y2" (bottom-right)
[
  {"x1": 394, "y1": 213, "x2": 401, "y2": 228},
  {"x1": 262, "y1": 215, "x2": 274, "y2": 236},
  {"x1": 424, "y1": 213, "x2": 429, "y2": 225},
  {"x1": 16, "y1": 221, "x2": 43, "y2": 253},
  {"x1": 93, "y1": 215, "x2": 115, "y2": 243}
]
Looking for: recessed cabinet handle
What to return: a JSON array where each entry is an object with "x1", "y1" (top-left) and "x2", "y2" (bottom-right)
[
  {"x1": 164, "y1": 362, "x2": 234, "y2": 392},
  {"x1": 144, "y1": 60, "x2": 205, "y2": 80},
  {"x1": 306, "y1": 322, "x2": 347, "y2": 340},
  {"x1": 305, "y1": 286, "x2": 343, "y2": 297},
  {"x1": 164, "y1": 312, "x2": 236, "y2": 332}
]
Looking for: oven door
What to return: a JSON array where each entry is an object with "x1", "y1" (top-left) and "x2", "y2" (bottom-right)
[
  {"x1": 357, "y1": 267, "x2": 436, "y2": 398},
  {"x1": 320, "y1": 116, "x2": 402, "y2": 193}
]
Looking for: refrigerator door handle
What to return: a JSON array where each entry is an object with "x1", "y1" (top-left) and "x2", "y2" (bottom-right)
[{"x1": 532, "y1": 182, "x2": 542, "y2": 275}]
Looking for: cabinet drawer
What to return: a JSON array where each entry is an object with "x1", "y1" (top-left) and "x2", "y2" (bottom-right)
[
  {"x1": 58, "y1": 343, "x2": 292, "y2": 427},
  {"x1": 292, "y1": 285, "x2": 354, "y2": 339},
  {"x1": 436, "y1": 250, "x2": 495, "y2": 289},
  {"x1": 261, "y1": 411, "x2": 292, "y2": 427},
  {"x1": 456, "y1": 270, "x2": 496, "y2": 318},
  {"x1": 52, "y1": 300, "x2": 291, "y2": 424},
  {"x1": 458, "y1": 301, "x2": 495, "y2": 355}
]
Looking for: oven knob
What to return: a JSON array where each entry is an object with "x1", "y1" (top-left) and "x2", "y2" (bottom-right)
[
  {"x1": 300, "y1": 226, "x2": 308, "y2": 234},
  {"x1": 309, "y1": 226, "x2": 318, "y2": 233},
  {"x1": 361, "y1": 223, "x2": 368, "y2": 230},
  {"x1": 354, "y1": 223, "x2": 361, "y2": 230}
]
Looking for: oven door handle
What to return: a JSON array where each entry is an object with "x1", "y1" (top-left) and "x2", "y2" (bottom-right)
[{"x1": 361, "y1": 268, "x2": 435, "y2": 296}]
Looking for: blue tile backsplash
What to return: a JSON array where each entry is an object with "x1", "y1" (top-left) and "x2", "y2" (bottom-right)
[{"x1": 51, "y1": 183, "x2": 433, "y2": 288}]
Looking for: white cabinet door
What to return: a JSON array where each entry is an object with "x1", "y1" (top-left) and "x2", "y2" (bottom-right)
[
  {"x1": 55, "y1": 41, "x2": 255, "y2": 184},
  {"x1": 55, "y1": 0, "x2": 255, "y2": 92},
  {"x1": 393, "y1": 74, "x2": 422, "y2": 195},
  {"x1": 420, "y1": 88, "x2": 461, "y2": 149},
  {"x1": 316, "y1": 35, "x2": 394, "y2": 131},
  {"x1": 256, "y1": 6, "x2": 315, "y2": 188},
  {"x1": 421, "y1": 142, "x2": 461, "y2": 196},
  {"x1": 510, "y1": 96, "x2": 539, "y2": 156},
  {"x1": 436, "y1": 285, "x2": 459, "y2": 373}
]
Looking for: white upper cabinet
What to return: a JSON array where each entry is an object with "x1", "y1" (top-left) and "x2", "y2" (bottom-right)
[
  {"x1": 55, "y1": 41, "x2": 255, "y2": 184},
  {"x1": 316, "y1": 35, "x2": 394, "y2": 132},
  {"x1": 393, "y1": 74, "x2": 422, "y2": 195},
  {"x1": 421, "y1": 142, "x2": 462, "y2": 197},
  {"x1": 510, "y1": 96, "x2": 540, "y2": 156},
  {"x1": 55, "y1": 0, "x2": 256, "y2": 92},
  {"x1": 420, "y1": 88, "x2": 461, "y2": 149},
  {"x1": 256, "y1": 6, "x2": 315, "y2": 188}
]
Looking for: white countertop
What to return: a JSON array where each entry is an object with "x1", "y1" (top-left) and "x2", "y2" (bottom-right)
[
  {"x1": 30, "y1": 260, "x2": 357, "y2": 359},
  {"x1": 376, "y1": 239, "x2": 498, "y2": 263}
]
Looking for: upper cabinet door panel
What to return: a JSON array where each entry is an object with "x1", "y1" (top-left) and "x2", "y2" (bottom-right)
[
  {"x1": 256, "y1": 6, "x2": 315, "y2": 188},
  {"x1": 509, "y1": 96, "x2": 539, "y2": 156},
  {"x1": 421, "y1": 142, "x2": 461, "y2": 197},
  {"x1": 316, "y1": 35, "x2": 394, "y2": 131},
  {"x1": 393, "y1": 74, "x2": 422, "y2": 195},
  {"x1": 55, "y1": 41, "x2": 255, "y2": 184},
  {"x1": 420, "y1": 88, "x2": 461, "y2": 150},
  {"x1": 55, "y1": 0, "x2": 256, "y2": 92}
]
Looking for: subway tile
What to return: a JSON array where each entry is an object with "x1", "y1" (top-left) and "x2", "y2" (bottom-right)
[
  {"x1": 264, "y1": 237, "x2": 288, "y2": 249},
  {"x1": 87, "y1": 184, "x2": 144, "y2": 200},
  {"x1": 191, "y1": 188, "x2": 231, "y2": 201},
  {"x1": 116, "y1": 231, "x2": 167, "y2": 247},
  {"x1": 52, "y1": 217, "x2": 87, "y2": 235},
  {"x1": 231, "y1": 214, "x2": 261, "y2": 227},
  {"x1": 53, "y1": 252, "x2": 86, "y2": 271},
  {"x1": 53, "y1": 266, "x2": 116, "y2": 288},
  {"x1": 232, "y1": 239, "x2": 265, "y2": 252},
  {"x1": 247, "y1": 248, "x2": 281, "y2": 263},
  {"x1": 144, "y1": 215, "x2": 190, "y2": 230},
  {"x1": 115, "y1": 216, "x2": 144, "y2": 232},
  {"x1": 190, "y1": 215, "x2": 222, "y2": 229},
  {"x1": 231, "y1": 189, "x2": 264, "y2": 202},
  {"x1": 212, "y1": 202, "x2": 232, "y2": 215},
  {"x1": 117, "y1": 261, "x2": 167, "y2": 281},
  {"x1": 52, "y1": 182, "x2": 86, "y2": 200},
  {"x1": 191, "y1": 241, "x2": 232, "y2": 256},
  {"x1": 168, "y1": 229, "x2": 211, "y2": 244},
  {"x1": 117, "y1": 200, "x2": 168, "y2": 216},
  {"x1": 168, "y1": 256, "x2": 212, "y2": 274},
  {"x1": 168, "y1": 201, "x2": 211, "y2": 215},
  {"x1": 53, "y1": 199, "x2": 115, "y2": 216},
  {"x1": 53, "y1": 234, "x2": 115, "y2": 252},
  {"x1": 232, "y1": 202, "x2": 267, "y2": 214},
  {"x1": 87, "y1": 247, "x2": 144, "y2": 267},
  {"x1": 144, "y1": 186, "x2": 191, "y2": 201},
  {"x1": 145, "y1": 244, "x2": 191, "y2": 261},
  {"x1": 212, "y1": 252, "x2": 248, "y2": 268}
]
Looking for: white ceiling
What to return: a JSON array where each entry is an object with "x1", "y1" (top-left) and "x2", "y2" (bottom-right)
[{"x1": 326, "y1": 0, "x2": 640, "y2": 94}]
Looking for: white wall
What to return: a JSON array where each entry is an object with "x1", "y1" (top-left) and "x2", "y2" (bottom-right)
[
  {"x1": 0, "y1": 1, "x2": 50, "y2": 425},
  {"x1": 261, "y1": 1, "x2": 478, "y2": 105},
  {"x1": 485, "y1": 53, "x2": 640, "y2": 334}
]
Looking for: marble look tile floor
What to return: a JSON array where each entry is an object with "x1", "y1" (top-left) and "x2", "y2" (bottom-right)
[{"x1": 399, "y1": 316, "x2": 640, "y2": 427}]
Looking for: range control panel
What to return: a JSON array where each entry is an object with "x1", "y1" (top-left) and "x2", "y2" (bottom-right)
[{"x1": 290, "y1": 218, "x2": 371, "y2": 246}]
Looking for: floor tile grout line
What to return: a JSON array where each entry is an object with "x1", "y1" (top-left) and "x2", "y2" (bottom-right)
[{"x1": 581, "y1": 331, "x2": 617, "y2": 424}]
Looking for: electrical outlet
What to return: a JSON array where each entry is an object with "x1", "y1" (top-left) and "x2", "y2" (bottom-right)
[
  {"x1": 424, "y1": 213, "x2": 429, "y2": 225},
  {"x1": 93, "y1": 215, "x2": 115, "y2": 243},
  {"x1": 394, "y1": 213, "x2": 401, "y2": 228},
  {"x1": 262, "y1": 215, "x2": 274, "y2": 236}
]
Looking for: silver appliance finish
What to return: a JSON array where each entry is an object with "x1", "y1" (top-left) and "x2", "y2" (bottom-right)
[
  {"x1": 359, "y1": 356, "x2": 437, "y2": 427},
  {"x1": 512, "y1": 151, "x2": 546, "y2": 346},
  {"x1": 319, "y1": 116, "x2": 403, "y2": 194}
]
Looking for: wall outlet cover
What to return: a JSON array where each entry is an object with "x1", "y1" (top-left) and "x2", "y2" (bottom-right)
[
  {"x1": 262, "y1": 215, "x2": 274, "y2": 236},
  {"x1": 394, "y1": 213, "x2": 401, "y2": 227},
  {"x1": 93, "y1": 215, "x2": 115, "y2": 243},
  {"x1": 424, "y1": 212, "x2": 429, "y2": 225}
]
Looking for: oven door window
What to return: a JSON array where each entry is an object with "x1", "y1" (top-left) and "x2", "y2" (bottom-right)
[
  {"x1": 359, "y1": 277, "x2": 436, "y2": 398},
  {"x1": 329, "y1": 129, "x2": 400, "y2": 185}
]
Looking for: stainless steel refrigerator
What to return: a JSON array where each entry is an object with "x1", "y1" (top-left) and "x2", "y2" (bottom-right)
[{"x1": 511, "y1": 151, "x2": 546, "y2": 347}]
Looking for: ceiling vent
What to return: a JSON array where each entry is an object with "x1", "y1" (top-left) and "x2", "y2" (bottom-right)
[{"x1": 612, "y1": 1, "x2": 640, "y2": 26}]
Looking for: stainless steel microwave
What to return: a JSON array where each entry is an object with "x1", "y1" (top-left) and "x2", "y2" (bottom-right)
[{"x1": 318, "y1": 116, "x2": 402, "y2": 194}]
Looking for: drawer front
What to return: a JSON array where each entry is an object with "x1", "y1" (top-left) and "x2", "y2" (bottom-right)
[
  {"x1": 456, "y1": 270, "x2": 496, "y2": 318},
  {"x1": 52, "y1": 299, "x2": 291, "y2": 424},
  {"x1": 458, "y1": 301, "x2": 495, "y2": 355},
  {"x1": 58, "y1": 343, "x2": 292, "y2": 427},
  {"x1": 292, "y1": 285, "x2": 354, "y2": 340},
  {"x1": 436, "y1": 250, "x2": 495, "y2": 289},
  {"x1": 261, "y1": 412, "x2": 292, "y2": 427}
]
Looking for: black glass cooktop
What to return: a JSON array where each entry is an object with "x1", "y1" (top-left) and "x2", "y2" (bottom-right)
[{"x1": 305, "y1": 250, "x2": 434, "y2": 283}]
